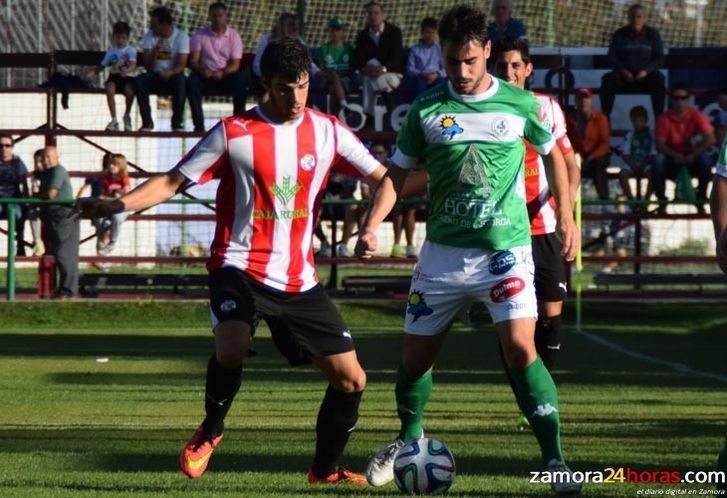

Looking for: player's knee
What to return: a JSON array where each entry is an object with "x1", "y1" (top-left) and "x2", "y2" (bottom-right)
[
  {"x1": 503, "y1": 342, "x2": 535, "y2": 369},
  {"x1": 331, "y1": 369, "x2": 366, "y2": 393}
]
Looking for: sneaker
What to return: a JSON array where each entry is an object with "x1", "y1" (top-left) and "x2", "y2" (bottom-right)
[
  {"x1": 123, "y1": 114, "x2": 132, "y2": 131},
  {"x1": 172, "y1": 125, "x2": 185, "y2": 132},
  {"x1": 307, "y1": 467, "x2": 367, "y2": 485},
  {"x1": 405, "y1": 245, "x2": 417, "y2": 258},
  {"x1": 105, "y1": 119, "x2": 119, "y2": 131},
  {"x1": 546, "y1": 459, "x2": 582, "y2": 496},
  {"x1": 366, "y1": 438, "x2": 404, "y2": 487},
  {"x1": 517, "y1": 413, "x2": 531, "y2": 432},
  {"x1": 139, "y1": 123, "x2": 154, "y2": 132},
  {"x1": 390, "y1": 244, "x2": 404, "y2": 258},
  {"x1": 179, "y1": 425, "x2": 223, "y2": 479},
  {"x1": 337, "y1": 243, "x2": 352, "y2": 257}
]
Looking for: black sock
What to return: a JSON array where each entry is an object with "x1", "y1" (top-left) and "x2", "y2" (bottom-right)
[
  {"x1": 202, "y1": 354, "x2": 242, "y2": 437},
  {"x1": 310, "y1": 385, "x2": 363, "y2": 478},
  {"x1": 535, "y1": 315, "x2": 562, "y2": 371}
]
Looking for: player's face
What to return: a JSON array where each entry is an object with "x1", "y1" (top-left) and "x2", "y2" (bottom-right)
[
  {"x1": 443, "y1": 38, "x2": 490, "y2": 95},
  {"x1": 113, "y1": 33, "x2": 129, "y2": 48},
  {"x1": 265, "y1": 73, "x2": 310, "y2": 122},
  {"x1": 495, "y1": 50, "x2": 532, "y2": 89}
]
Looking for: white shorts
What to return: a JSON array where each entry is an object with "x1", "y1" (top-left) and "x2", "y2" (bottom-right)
[{"x1": 404, "y1": 241, "x2": 537, "y2": 335}]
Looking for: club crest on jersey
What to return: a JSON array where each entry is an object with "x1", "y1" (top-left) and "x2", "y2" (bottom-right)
[
  {"x1": 492, "y1": 117, "x2": 509, "y2": 136},
  {"x1": 270, "y1": 176, "x2": 301, "y2": 205},
  {"x1": 459, "y1": 144, "x2": 489, "y2": 188},
  {"x1": 407, "y1": 290, "x2": 433, "y2": 322},
  {"x1": 299, "y1": 153, "x2": 316, "y2": 171},
  {"x1": 440, "y1": 115, "x2": 464, "y2": 140}
]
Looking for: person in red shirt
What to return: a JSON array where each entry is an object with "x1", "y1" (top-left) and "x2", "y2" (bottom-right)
[
  {"x1": 654, "y1": 83, "x2": 715, "y2": 207},
  {"x1": 96, "y1": 153, "x2": 131, "y2": 255},
  {"x1": 79, "y1": 38, "x2": 390, "y2": 485},
  {"x1": 568, "y1": 88, "x2": 611, "y2": 200}
]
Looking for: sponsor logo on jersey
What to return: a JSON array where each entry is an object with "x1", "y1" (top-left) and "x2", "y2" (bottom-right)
[
  {"x1": 253, "y1": 208, "x2": 309, "y2": 220},
  {"x1": 440, "y1": 115, "x2": 464, "y2": 140},
  {"x1": 270, "y1": 176, "x2": 301, "y2": 205},
  {"x1": 531, "y1": 403, "x2": 559, "y2": 417},
  {"x1": 407, "y1": 290, "x2": 433, "y2": 322},
  {"x1": 299, "y1": 153, "x2": 316, "y2": 171},
  {"x1": 458, "y1": 144, "x2": 489, "y2": 187},
  {"x1": 492, "y1": 117, "x2": 509, "y2": 135},
  {"x1": 489, "y1": 250, "x2": 517, "y2": 275},
  {"x1": 220, "y1": 299, "x2": 237, "y2": 312},
  {"x1": 490, "y1": 276, "x2": 526, "y2": 303}
]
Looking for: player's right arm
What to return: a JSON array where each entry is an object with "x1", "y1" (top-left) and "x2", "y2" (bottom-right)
[{"x1": 710, "y1": 139, "x2": 727, "y2": 273}]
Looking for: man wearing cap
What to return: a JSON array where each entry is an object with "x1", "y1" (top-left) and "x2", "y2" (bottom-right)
[
  {"x1": 568, "y1": 88, "x2": 611, "y2": 200},
  {"x1": 187, "y1": 2, "x2": 245, "y2": 132},
  {"x1": 313, "y1": 16, "x2": 354, "y2": 117}
]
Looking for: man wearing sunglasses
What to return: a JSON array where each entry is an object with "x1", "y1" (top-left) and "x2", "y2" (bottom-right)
[{"x1": 0, "y1": 134, "x2": 29, "y2": 256}]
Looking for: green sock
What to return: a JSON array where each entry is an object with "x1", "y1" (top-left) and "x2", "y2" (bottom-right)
[
  {"x1": 395, "y1": 366, "x2": 432, "y2": 442},
  {"x1": 510, "y1": 356, "x2": 564, "y2": 466}
]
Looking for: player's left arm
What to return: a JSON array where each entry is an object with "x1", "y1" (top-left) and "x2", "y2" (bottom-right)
[
  {"x1": 710, "y1": 167, "x2": 727, "y2": 273},
  {"x1": 551, "y1": 98, "x2": 580, "y2": 209},
  {"x1": 543, "y1": 146, "x2": 579, "y2": 261}
]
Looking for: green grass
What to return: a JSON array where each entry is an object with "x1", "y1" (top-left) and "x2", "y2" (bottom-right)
[{"x1": 0, "y1": 302, "x2": 725, "y2": 497}]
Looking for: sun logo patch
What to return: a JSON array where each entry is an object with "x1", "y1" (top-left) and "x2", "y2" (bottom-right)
[
  {"x1": 440, "y1": 115, "x2": 464, "y2": 140},
  {"x1": 407, "y1": 290, "x2": 433, "y2": 322}
]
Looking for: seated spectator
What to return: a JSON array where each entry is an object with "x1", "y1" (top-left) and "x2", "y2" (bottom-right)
[
  {"x1": 487, "y1": 0, "x2": 527, "y2": 44},
  {"x1": 252, "y1": 13, "x2": 303, "y2": 79},
  {"x1": 134, "y1": 6, "x2": 189, "y2": 131},
  {"x1": 96, "y1": 153, "x2": 131, "y2": 256},
  {"x1": 617, "y1": 105, "x2": 655, "y2": 203},
  {"x1": 653, "y1": 83, "x2": 715, "y2": 210},
  {"x1": 187, "y1": 2, "x2": 245, "y2": 132},
  {"x1": 28, "y1": 149, "x2": 46, "y2": 256},
  {"x1": 568, "y1": 88, "x2": 611, "y2": 200},
  {"x1": 313, "y1": 17, "x2": 354, "y2": 117},
  {"x1": 84, "y1": 21, "x2": 137, "y2": 132},
  {"x1": 325, "y1": 172, "x2": 362, "y2": 258},
  {"x1": 351, "y1": 1, "x2": 404, "y2": 126},
  {"x1": 599, "y1": 3, "x2": 665, "y2": 120},
  {"x1": 713, "y1": 87, "x2": 727, "y2": 146},
  {"x1": 0, "y1": 134, "x2": 29, "y2": 256},
  {"x1": 405, "y1": 17, "x2": 445, "y2": 97}
]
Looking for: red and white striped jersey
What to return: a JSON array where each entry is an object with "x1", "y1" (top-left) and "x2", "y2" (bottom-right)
[
  {"x1": 176, "y1": 107, "x2": 380, "y2": 292},
  {"x1": 524, "y1": 93, "x2": 573, "y2": 235}
]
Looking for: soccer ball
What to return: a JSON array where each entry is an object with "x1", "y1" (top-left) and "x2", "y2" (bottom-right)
[{"x1": 393, "y1": 438, "x2": 456, "y2": 495}]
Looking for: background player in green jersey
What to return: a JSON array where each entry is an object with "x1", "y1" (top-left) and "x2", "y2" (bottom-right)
[{"x1": 356, "y1": 5, "x2": 580, "y2": 496}]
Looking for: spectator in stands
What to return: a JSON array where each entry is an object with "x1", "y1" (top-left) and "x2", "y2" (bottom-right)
[
  {"x1": 405, "y1": 17, "x2": 445, "y2": 97},
  {"x1": 28, "y1": 150, "x2": 46, "y2": 256},
  {"x1": 653, "y1": 83, "x2": 715, "y2": 210},
  {"x1": 569, "y1": 88, "x2": 611, "y2": 200},
  {"x1": 187, "y1": 2, "x2": 245, "y2": 133},
  {"x1": 325, "y1": 171, "x2": 362, "y2": 258},
  {"x1": 38, "y1": 146, "x2": 79, "y2": 299},
  {"x1": 134, "y1": 6, "x2": 189, "y2": 131},
  {"x1": 599, "y1": 3, "x2": 665, "y2": 120},
  {"x1": 0, "y1": 134, "x2": 29, "y2": 256},
  {"x1": 617, "y1": 105, "x2": 656, "y2": 203},
  {"x1": 95, "y1": 153, "x2": 131, "y2": 256},
  {"x1": 351, "y1": 1, "x2": 404, "y2": 126},
  {"x1": 84, "y1": 21, "x2": 137, "y2": 132},
  {"x1": 252, "y1": 13, "x2": 302, "y2": 79},
  {"x1": 713, "y1": 87, "x2": 727, "y2": 146},
  {"x1": 313, "y1": 17, "x2": 354, "y2": 117},
  {"x1": 487, "y1": 0, "x2": 527, "y2": 44}
]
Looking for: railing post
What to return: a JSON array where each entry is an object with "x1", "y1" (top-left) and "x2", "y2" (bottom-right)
[{"x1": 7, "y1": 202, "x2": 16, "y2": 301}]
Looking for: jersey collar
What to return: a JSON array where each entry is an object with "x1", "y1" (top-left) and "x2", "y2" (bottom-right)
[
  {"x1": 447, "y1": 76, "x2": 499, "y2": 103},
  {"x1": 254, "y1": 106, "x2": 306, "y2": 128}
]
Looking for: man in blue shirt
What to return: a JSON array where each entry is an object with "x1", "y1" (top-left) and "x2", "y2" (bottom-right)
[
  {"x1": 405, "y1": 17, "x2": 446, "y2": 96},
  {"x1": 486, "y1": 0, "x2": 527, "y2": 44}
]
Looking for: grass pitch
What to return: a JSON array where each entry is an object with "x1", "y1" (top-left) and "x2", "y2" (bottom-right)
[{"x1": 0, "y1": 301, "x2": 725, "y2": 497}]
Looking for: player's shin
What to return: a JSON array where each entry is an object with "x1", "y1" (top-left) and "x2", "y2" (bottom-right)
[
  {"x1": 395, "y1": 366, "x2": 432, "y2": 442},
  {"x1": 535, "y1": 315, "x2": 562, "y2": 371},
  {"x1": 202, "y1": 354, "x2": 242, "y2": 437},
  {"x1": 510, "y1": 356, "x2": 564, "y2": 465},
  {"x1": 310, "y1": 385, "x2": 363, "y2": 478}
]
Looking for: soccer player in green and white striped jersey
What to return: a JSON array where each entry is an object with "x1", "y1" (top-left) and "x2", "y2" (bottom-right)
[{"x1": 356, "y1": 5, "x2": 581, "y2": 495}]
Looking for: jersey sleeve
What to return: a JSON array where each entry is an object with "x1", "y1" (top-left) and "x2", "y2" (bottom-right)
[
  {"x1": 717, "y1": 138, "x2": 727, "y2": 178},
  {"x1": 391, "y1": 102, "x2": 426, "y2": 169},
  {"x1": 524, "y1": 97, "x2": 555, "y2": 155},
  {"x1": 100, "y1": 49, "x2": 113, "y2": 67},
  {"x1": 174, "y1": 121, "x2": 228, "y2": 185},
  {"x1": 550, "y1": 98, "x2": 573, "y2": 154},
  {"x1": 332, "y1": 119, "x2": 380, "y2": 177}
]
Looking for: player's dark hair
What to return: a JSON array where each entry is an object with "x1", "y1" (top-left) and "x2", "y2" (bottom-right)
[
  {"x1": 493, "y1": 37, "x2": 530, "y2": 65},
  {"x1": 209, "y1": 2, "x2": 227, "y2": 12},
  {"x1": 260, "y1": 37, "x2": 311, "y2": 83},
  {"x1": 112, "y1": 21, "x2": 131, "y2": 36},
  {"x1": 421, "y1": 17, "x2": 438, "y2": 31},
  {"x1": 670, "y1": 82, "x2": 690, "y2": 96},
  {"x1": 438, "y1": 5, "x2": 488, "y2": 48},
  {"x1": 0, "y1": 134, "x2": 14, "y2": 146},
  {"x1": 629, "y1": 105, "x2": 648, "y2": 120},
  {"x1": 150, "y1": 6, "x2": 173, "y2": 25}
]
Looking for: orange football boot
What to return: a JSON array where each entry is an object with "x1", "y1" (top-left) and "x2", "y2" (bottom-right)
[
  {"x1": 180, "y1": 425, "x2": 223, "y2": 478},
  {"x1": 307, "y1": 467, "x2": 368, "y2": 485}
]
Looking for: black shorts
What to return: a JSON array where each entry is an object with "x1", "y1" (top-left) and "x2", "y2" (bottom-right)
[
  {"x1": 106, "y1": 74, "x2": 134, "y2": 89},
  {"x1": 532, "y1": 232, "x2": 567, "y2": 302},
  {"x1": 208, "y1": 267, "x2": 354, "y2": 366}
]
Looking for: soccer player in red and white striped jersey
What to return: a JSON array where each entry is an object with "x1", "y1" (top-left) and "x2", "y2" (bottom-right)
[
  {"x1": 493, "y1": 39, "x2": 580, "y2": 373},
  {"x1": 80, "y1": 37, "x2": 389, "y2": 484}
]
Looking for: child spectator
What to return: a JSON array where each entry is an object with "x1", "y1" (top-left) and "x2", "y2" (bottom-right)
[
  {"x1": 313, "y1": 17, "x2": 354, "y2": 117},
  {"x1": 405, "y1": 17, "x2": 445, "y2": 96},
  {"x1": 618, "y1": 105, "x2": 655, "y2": 203},
  {"x1": 28, "y1": 149, "x2": 46, "y2": 256},
  {"x1": 85, "y1": 22, "x2": 137, "y2": 131},
  {"x1": 96, "y1": 153, "x2": 131, "y2": 256}
]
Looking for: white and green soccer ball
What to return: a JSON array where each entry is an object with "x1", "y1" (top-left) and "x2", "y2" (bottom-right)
[{"x1": 393, "y1": 438, "x2": 456, "y2": 495}]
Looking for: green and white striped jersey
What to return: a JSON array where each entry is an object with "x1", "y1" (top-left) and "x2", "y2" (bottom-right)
[
  {"x1": 392, "y1": 77, "x2": 555, "y2": 250},
  {"x1": 717, "y1": 137, "x2": 727, "y2": 178}
]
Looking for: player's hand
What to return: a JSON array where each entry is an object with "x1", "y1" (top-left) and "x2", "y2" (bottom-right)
[
  {"x1": 355, "y1": 230, "x2": 378, "y2": 259},
  {"x1": 556, "y1": 215, "x2": 580, "y2": 262},
  {"x1": 717, "y1": 228, "x2": 727, "y2": 273},
  {"x1": 76, "y1": 197, "x2": 125, "y2": 219}
]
